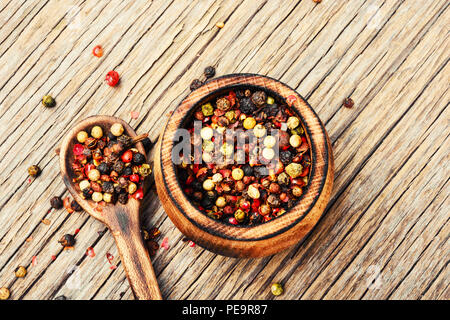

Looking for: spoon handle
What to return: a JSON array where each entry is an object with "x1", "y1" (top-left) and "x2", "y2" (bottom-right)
[{"x1": 110, "y1": 209, "x2": 162, "y2": 300}]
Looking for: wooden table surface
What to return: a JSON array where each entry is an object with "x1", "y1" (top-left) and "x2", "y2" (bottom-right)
[{"x1": 0, "y1": 0, "x2": 448, "y2": 300}]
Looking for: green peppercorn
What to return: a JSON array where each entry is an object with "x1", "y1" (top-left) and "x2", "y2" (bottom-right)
[
  {"x1": 271, "y1": 283, "x2": 283, "y2": 296},
  {"x1": 201, "y1": 103, "x2": 214, "y2": 116},
  {"x1": 42, "y1": 95, "x2": 56, "y2": 108},
  {"x1": 28, "y1": 165, "x2": 40, "y2": 177},
  {"x1": 139, "y1": 163, "x2": 152, "y2": 177},
  {"x1": 234, "y1": 209, "x2": 246, "y2": 223},
  {"x1": 285, "y1": 163, "x2": 303, "y2": 178},
  {"x1": 15, "y1": 266, "x2": 27, "y2": 278}
]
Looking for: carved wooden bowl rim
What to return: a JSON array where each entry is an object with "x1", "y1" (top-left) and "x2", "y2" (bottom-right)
[{"x1": 159, "y1": 73, "x2": 331, "y2": 241}]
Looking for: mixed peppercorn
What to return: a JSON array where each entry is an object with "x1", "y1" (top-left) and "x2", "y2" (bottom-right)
[
  {"x1": 176, "y1": 88, "x2": 311, "y2": 226},
  {"x1": 70, "y1": 123, "x2": 151, "y2": 206}
]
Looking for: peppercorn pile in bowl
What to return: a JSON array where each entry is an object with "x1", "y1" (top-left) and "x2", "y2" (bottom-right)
[
  {"x1": 70, "y1": 123, "x2": 151, "y2": 206},
  {"x1": 176, "y1": 88, "x2": 311, "y2": 226}
]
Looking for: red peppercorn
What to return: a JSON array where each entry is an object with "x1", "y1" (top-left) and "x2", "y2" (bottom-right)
[
  {"x1": 251, "y1": 199, "x2": 261, "y2": 212},
  {"x1": 73, "y1": 144, "x2": 85, "y2": 156},
  {"x1": 105, "y1": 70, "x2": 120, "y2": 87},
  {"x1": 133, "y1": 188, "x2": 144, "y2": 200},
  {"x1": 224, "y1": 206, "x2": 234, "y2": 215},
  {"x1": 121, "y1": 150, "x2": 133, "y2": 163},
  {"x1": 129, "y1": 174, "x2": 140, "y2": 182},
  {"x1": 300, "y1": 166, "x2": 310, "y2": 177},
  {"x1": 240, "y1": 200, "x2": 250, "y2": 211},
  {"x1": 92, "y1": 45, "x2": 103, "y2": 57}
]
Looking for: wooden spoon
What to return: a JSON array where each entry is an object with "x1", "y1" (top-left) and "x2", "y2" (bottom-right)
[{"x1": 59, "y1": 115, "x2": 162, "y2": 300}]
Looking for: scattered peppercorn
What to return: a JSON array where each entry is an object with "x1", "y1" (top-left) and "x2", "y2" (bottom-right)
[
  {"x1": 28, "y1": 165, "x2": 40, "y2": 177},
  {"x1": 54, "y1": 295, "x2": 67, "y2": 300},
  {"x1": 105, "y1": 70, "x2": 120, "y2": 87},
  {"x1": 58, "y1": 234, "x2": 75, "y2": 248},
  {"x1": 204, "y1": 66, "x2": 216, "y2": 78},
  {"x1": 92, "y1": 45, "x2": 103, "y2": 57},
  {"x1": 70, "y1": 200, "x2": 83, "y2": 212},
  {"x1": 15, "y1": 266, "x2": 27, "y2": 278},
  {"x1": 343, "y1": 97, "x2": 354, "y2": 108},
  {"x1": 216, "y1": 21, "x2": 224, "y2": 28},
  {"x1": 271, "y1": 283, "x2": 283, "y2": 296},
  {"x1": 42, "y1": 95, "x2": 56, "y2": 108},
  {"x1": 0, "y1": 287, "x2": 10, "y2": 300},
  {"x1": 50, "y1": 196, "x2": 63, "y2": 209},
  {"x1": 190, "y1": 79, "x2": 203, "y2": 91}
]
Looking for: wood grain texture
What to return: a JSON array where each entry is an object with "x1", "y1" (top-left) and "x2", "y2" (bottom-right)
[{"x1": 0, "y1": 0, "x2": 448, "y2": 300}]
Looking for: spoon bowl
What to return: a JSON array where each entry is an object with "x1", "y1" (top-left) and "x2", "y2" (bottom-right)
[{"x1": 59, "y1": 115, "x2": 162, "y2": 300}]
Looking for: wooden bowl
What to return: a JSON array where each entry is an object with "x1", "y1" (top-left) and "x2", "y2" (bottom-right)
[{"x1": 154, "y1": 74, "x2": 334, "y2": 258}]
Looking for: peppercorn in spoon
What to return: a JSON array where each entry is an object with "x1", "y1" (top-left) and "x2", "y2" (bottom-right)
[{"x1": 59, "y1": 115, "x2": 162, "y2": 300}]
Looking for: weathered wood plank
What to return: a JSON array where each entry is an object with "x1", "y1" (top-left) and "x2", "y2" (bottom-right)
[{"x1": 421, "y1": 263, "x2": 449, "y2": 300}]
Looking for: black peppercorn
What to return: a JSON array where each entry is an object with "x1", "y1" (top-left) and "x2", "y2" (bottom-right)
[
  {"x1": 106, "y1": 152, "x2": 120, "y2": 165},
  {"x1": 102, "y1": 181, "x2": 114, "y2": 194},
  {"x1": 280, "y1": 150, "x2": 293, "y2": 165},
  {"x1": 113, "y1": 161, "x2": 125, "y2": 174},
  {"x1": 54, "y1": 295, "x2": 67, "y2": 300},
  {"x1": 132, "y1": 153, "x2": 145, "y2": 165},
  {"x1": 58, "y1": 234, "x2": 75, "y2": 247},
  {"x1": 192, "y1": 180, "x2": 203, "y2": 191},
  {"x1": 82, "y1": 148, "x2": 92, "y2": 157},
  {"x1": 97, "y1": 140, "x2": 106, "y2": 149},
  {"x1": 50, "y1": 196, "x2": 63, "y2": 209},
  {"x1": 70, "y1": 200, "x2": 82, "y2": 212},
  {"x1": 239, "y1": 97, "x2": 257, "y2": 114},
  {"x1": 114, "y1": 185, "x2": 123, "y2": 194},
  {"x1": 141, "y1": 138, "x2": 152, "y2": 153},
  {"x1": 82, "y1": 188, "x2": 93, "y2": 199},
  {"x1": 123, "y1": 166, "x2": 133, "y2": 176},
  {"x1": 249, "y1": 212, "x2": 263, "y2": 225},
  {"x1": 201, "y1": 197, "x2": 214, "y2": 210},
  {"x1": 253, "y1": 166, "x2": 268, "y2": 178},
  {"x1": 118, "y1": 193, "x2": 128, "y2": 204},
  {"x1": 97, "y1": 162, "x2": 110, "y2": 175},
  {"x1": 267, "y1": 194, "x2": 281, "y2": 207},
  {"x1": 242, "y1": 164, "x2": 254, "y2": 176},
  {"x1": 204, "y1": 66, "x2": 216, "y2": 78},
  {"x1": 251, "y1": 91, "x2": 266, "y2": 106},
  {"x1": 235, "y1": 90, "x2": 245, "y2": 98},
  {"x1": 107, "y1": 131, "x2": 117, "y2": 141},
  {"x1": 190, "y1": 79, "x2": 203, "y2": 91}
]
